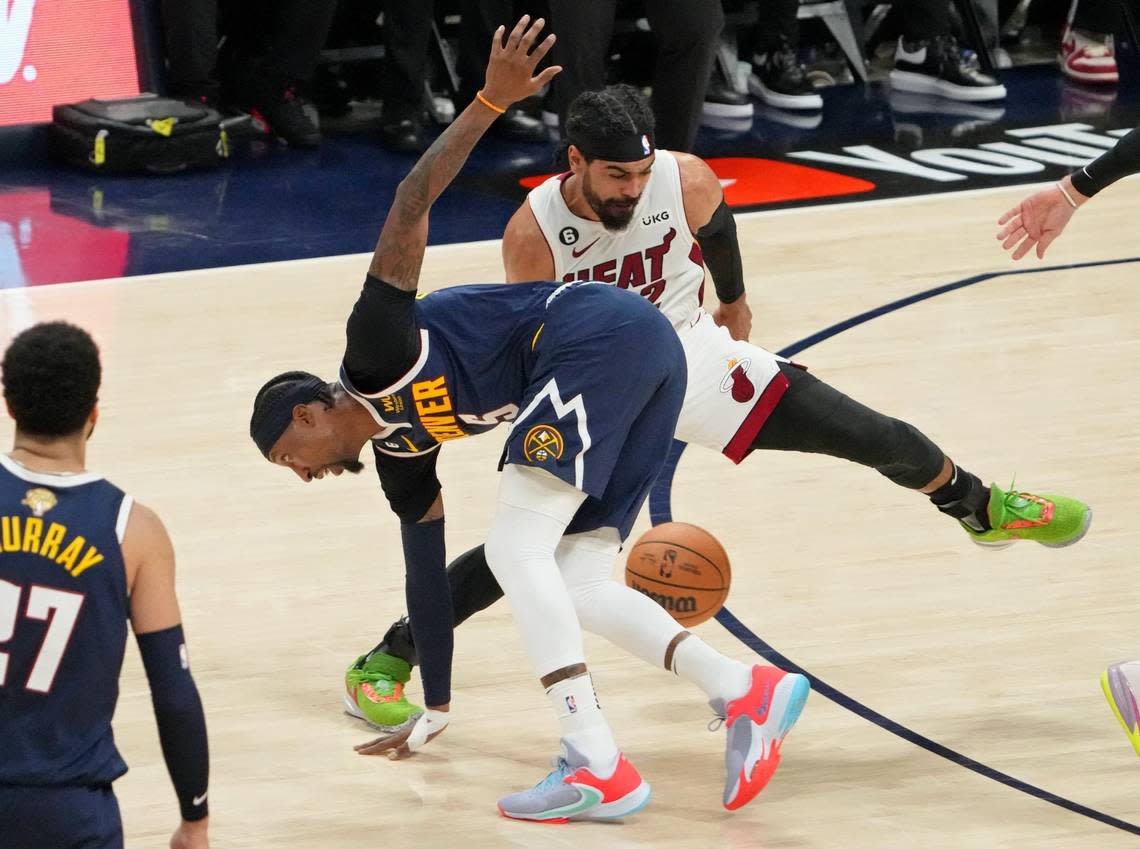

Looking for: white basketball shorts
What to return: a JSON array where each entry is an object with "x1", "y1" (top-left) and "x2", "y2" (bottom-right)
[{"x1": 673, "y1": 310, "x2": 790, "y2": 463}]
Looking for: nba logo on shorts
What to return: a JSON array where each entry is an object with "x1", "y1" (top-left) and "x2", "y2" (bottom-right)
[{"x1": 565, "y1": 694, "x2": 578, "y2": 714}]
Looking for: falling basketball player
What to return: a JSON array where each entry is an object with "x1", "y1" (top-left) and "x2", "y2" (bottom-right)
[
  {"x1": 346, "y1": 83, "x2": 1095, "y2": 761},
  {"x1": 0, "y1": 322, "x2": 211, "y2": 849},
  {"x1": 997, "y1": 125, "x2": 1140, "y2": 758},
  {"x1": 250, "y1": 17, "x2": 811, "y2": 820}
]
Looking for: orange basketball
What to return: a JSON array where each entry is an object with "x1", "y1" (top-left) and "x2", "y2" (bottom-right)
[{"x1": 624, "y1": 522, "x2": 731, "y2": 627}]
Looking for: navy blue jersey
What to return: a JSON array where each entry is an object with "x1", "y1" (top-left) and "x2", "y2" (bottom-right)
[
  {"x1": 340, "y1": 281, "x2": 570, "y2": 453},
  {"x1": 344, "y1": 281, "x2": 687, "y2": 537},
  {"x1": 0, "y1": 454, "x2": 131, "y2": 787}
]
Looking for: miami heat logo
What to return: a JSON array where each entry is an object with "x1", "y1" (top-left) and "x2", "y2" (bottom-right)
[
  {"x1": 523, "y1": 425, "x2": 564, "y2": 462},
  {"x1": 719, "y1": 358, "x2": 756, "y2": 403},
  {"x1": 21, "y1": 487, "x2": 57, "y2": 517}
]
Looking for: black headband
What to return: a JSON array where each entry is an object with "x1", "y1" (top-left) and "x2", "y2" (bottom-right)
[
  {"x1": 567, "y1": 128, "x2": 655, "y2": 163},
  {"x1": 251, "y1": 376, "x2": 327, "y2": 458}
]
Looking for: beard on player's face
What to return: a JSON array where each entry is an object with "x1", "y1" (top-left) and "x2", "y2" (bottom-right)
[{"x1": 583, "y1": 169, "x2": 639, "y2": 232}]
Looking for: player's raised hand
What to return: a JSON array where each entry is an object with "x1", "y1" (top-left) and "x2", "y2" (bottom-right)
[
  {"x1": 480, "y1": 16, "x2": 562, "y2": 110},
  {"x1": 996, "y1": 179, "x2": 1085, "y2": 260}
]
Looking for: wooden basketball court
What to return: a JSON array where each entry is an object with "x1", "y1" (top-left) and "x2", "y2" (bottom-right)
[{"x1": 2, "y1": 181, "x2": 1137, "y2": 847}]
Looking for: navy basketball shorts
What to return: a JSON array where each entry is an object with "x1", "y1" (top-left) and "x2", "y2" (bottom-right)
[
  {"x1": 502, "y1": 283, "x2": 687, "y2": 539},
  {"x1": 0, "y1": 784, "x2": 123, "y2": 849}
]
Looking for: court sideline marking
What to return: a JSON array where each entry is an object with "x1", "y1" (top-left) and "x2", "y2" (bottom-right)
[{"x1": 649, "y1": 255, "x2": 1140, "y2": 837}]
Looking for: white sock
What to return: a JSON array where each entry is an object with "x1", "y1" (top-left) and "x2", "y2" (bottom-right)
[
  {"x1": 670, "y1": 635, "x2": 753, "y2": 703},
  {"x1": 546, "y1": 674, "x2": 619, "y2": 776}
]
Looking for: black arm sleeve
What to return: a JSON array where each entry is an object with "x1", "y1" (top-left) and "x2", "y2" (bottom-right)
[
  {"x1": 1071, "y1": 126, "x2": 1140, "y2": 198},
  {"x1": 343, "y1": 275, "x2": 421, "y2": 394},
  {"x1": 373, "y1": 443, "x2": 442, "y2": 523},
  {"x1": 136, "y1": 625, "x2": 209, "y2": 822},
  {"x1": 695, "y1": 200, "x2": 746, "y2": 304},
  {"x1": 373, "y1": 446, "x2": 453, "y2": 705}
]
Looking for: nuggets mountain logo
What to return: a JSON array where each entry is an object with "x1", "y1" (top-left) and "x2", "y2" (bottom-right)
[
  {"x1": 21, "y1": 487, "x2": 57, "y2": 517},
  {"x1": 523, "y1": 425, "x2": 564, "y2": 462},
  {"x1": 0, "y1": 0, "x2": 34, "y2": 85}
]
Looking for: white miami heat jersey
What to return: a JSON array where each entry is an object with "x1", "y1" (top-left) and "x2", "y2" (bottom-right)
[{"x1": 527, "y1": 149, "x2": 706, "y2": 327}]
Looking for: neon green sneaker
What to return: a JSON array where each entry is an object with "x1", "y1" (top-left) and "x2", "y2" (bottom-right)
[
  {"x1": 963, "y1": 482, "x2": 1092, "y2": 548},
  {"x1": 344, "y1": 652, "x2": 423, "y2": 730}
]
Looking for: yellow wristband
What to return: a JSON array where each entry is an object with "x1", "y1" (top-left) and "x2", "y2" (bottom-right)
[{"x1": 476, "y1": 90, "x2": 507, "y2": 115}]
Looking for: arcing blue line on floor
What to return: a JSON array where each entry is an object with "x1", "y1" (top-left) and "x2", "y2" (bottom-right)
[{"x1": 647, "y1": 256, "x2": 1140, "y2": 836}]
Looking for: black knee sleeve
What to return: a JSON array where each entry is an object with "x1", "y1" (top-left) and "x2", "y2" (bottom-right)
[
  {"x1": 448, "y1": 544, "x2": 503, "y2": 625},
  {"x1": 872, "y1": 418, "x2": 946, "y2": 490},
  {"x1": 373, "y1": 545, "x2": 503, "y2": 670}
]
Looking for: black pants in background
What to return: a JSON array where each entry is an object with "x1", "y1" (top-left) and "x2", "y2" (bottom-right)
[
  {"x1": 548, "y1": 0, "x2": 724, "y2": 153},
  {"x1": 160, "y1": 0, "x2": 337, "y2": 97}
]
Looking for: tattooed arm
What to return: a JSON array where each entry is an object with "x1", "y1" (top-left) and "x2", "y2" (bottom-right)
[{"x1": 368, "y1": 15, "x2": 562, "y2": 290}]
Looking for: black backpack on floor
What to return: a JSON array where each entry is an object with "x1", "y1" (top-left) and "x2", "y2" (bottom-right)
[{"x1": 49, "y1": 93, "x2": 239, "y2": 174}]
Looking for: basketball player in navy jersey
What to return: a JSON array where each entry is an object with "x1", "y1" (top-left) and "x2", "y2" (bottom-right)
[
  {"x1": 251, "y1": 17, "x2": 811, "y2": 819},
  {"x1": 0, "y1": 322, "x2": 210, "y2": 849},
  {"x1": 347, "y1": 84, "x2": 1094, "y2": 761},
  {"x1": 996, "y1": 126, "x2": 1140, "y2": 758}
]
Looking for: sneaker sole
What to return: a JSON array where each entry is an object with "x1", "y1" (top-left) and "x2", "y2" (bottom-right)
[
  {"x1": 498, "y1": 781, "x2": 651, "y2": 823},
  {"x1": 725, "y1": 672, "x2": 811, "y2": 810},
  {"x1": 889, "y1": 70, "x2": 1006, "y2": 102},
  {"x1": 702, "y1": 100, "x2": 755, "y2": 118},
  {"x1": 1101, "y1": 667, "x2": 1140, "y2": 758},
  {"x1": 1059, "y1": 59, "x2": 1119, "y2": 85},
  {"x1": 747, "y1": 76, "x2": 823, "y2": 111}
]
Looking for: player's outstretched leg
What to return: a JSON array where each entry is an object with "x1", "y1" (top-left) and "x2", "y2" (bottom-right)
[
  {"x1": 1102, "y1": 661, "x2": 1140, "y2": 758},
  {"x1": 750, "y1": 363, "x2": 1092, "y2": 549},
  {"x1": 711, "y1": 665, "x2": 811, "y2": 810}
]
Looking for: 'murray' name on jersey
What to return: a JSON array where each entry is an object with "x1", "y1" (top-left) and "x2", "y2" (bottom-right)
[{"x1": 0, "y1": 515, "x2": 106, "y2": 577}]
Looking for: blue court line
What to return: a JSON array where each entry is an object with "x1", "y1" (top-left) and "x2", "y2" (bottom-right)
[{"x1": 647, "y1": 255, "x2": 1140, "y2": 837}]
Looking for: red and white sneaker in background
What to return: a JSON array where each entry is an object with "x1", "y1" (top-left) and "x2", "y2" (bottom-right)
[{"x1": 1059, "y1": 26, "x2": 1119, "y2": 84}]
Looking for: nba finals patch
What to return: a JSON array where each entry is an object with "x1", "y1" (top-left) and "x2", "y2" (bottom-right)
[
  {"x1": 523, "y1": 425, "x2": 564, "y2": 462},
  {"x1": 21, "y1": 488, "x2": 57, "y2": 517}
]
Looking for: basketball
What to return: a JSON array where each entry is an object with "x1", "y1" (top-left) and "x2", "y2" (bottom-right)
[{"x1": 624, "y1": 522, "x2": 731, "y2": 627}]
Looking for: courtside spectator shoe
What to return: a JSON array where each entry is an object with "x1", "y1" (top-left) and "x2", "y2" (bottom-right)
[
  {"x1": 890, "y1": 35, "x2": 1006, "y2": 101},
  {"x1": 1060, "y1": 26, "x2": 1118, "y2": 84},
  {"x1": 711, "y1": 665, "x2": 810, "y2": 810},
  {"x1": 497, "y1": 741, "x2": 651, "y2": 822},
  {"x1": 344, "y1": 652, "x2": 423, "y2": 729},
  {"x1": 962, "y1": 483, "x2": 1091, "y2": 548},
  {"x1": 749, "y1": 43, "x2": 823, "y2": 111},
  {"x1": 1102, "y1": 662, "x2": 1140, "y2": 758}
]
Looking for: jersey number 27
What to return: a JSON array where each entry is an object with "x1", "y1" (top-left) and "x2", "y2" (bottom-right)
[{"x1": 0, "y1": 580, "x2": 84, "y2": 693}]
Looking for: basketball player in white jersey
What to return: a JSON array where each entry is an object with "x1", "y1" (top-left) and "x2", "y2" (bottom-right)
[{"x1": 345, "y1": 85, "x2": 1092, "y2": 781}]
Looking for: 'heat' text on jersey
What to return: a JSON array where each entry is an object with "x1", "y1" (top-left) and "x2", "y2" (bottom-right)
[
  {"x1": 0, "y1": 516, "x2": 105, "y2": 577},
  {"x1": 412, "y1": 376, "x2": 467, "y2": 442},
  {"x1": 563, "y1": 228, "x2": 676, "y2": 304}
]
